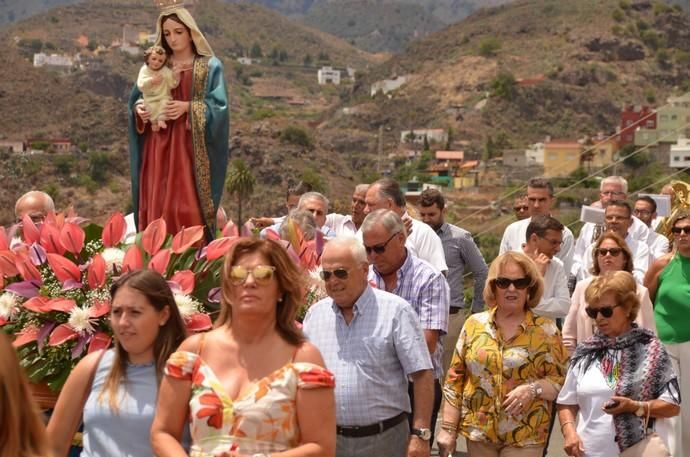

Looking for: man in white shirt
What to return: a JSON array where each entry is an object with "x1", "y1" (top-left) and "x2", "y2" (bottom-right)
[
  {"x1": 580, "y1": 201, "x2": 649, "y2": 283},
  {"x1": 362, "y1": 178, "x2": 448, "y2": 274},
  {"x1": 522, "y1": 215, "x2": 570, "y2": 319},
  {"x1": 572, "y1": 176, "x2": 649, "y2": 278},
  {"x1": 499, "y1": 178, "x2": 575, "y2": 275},
  {"x1": 634, "y1": 196, "x2": 670, "y2": 261},
  {"x1": 324, "y1": 184, "x2": 369, "y2": 237}
]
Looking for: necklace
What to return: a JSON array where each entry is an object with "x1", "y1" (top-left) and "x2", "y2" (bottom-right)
[{"x1": 599, "y1": 349, "x2": 621, "y2": 389}]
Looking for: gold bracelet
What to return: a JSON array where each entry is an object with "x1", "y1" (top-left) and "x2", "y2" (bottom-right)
[
  {"x1": 441, "y1": 420, "x2": 458, "y2": 433},
  {"x1": 560, "y1": 420, "x2": 575, "y2": 432}
]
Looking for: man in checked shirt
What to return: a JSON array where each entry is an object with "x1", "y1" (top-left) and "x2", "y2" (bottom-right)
[{"x1": 303, "y1": 237, "x2": 434, "y2": 457}]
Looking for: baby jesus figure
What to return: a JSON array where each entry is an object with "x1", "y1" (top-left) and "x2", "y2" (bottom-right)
[{"x1": 136, "y1": 45, "x2": 179, "y2": 132}]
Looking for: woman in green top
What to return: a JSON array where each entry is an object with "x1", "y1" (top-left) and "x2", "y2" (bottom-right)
[{"x1": 644, "y1": 211, "x2": 690, "y2": 457}]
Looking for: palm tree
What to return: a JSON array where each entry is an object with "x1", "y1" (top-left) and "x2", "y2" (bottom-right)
[{"x1": 225, "y1": 159, "x2": 256, "y2": 227}]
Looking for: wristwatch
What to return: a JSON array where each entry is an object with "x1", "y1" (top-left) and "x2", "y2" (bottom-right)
[
  {"x1": 635, "y1": 401, "x2": 646, "y2": 417},
  {"x1": 530, "y1": 382, "x2": 543, "y2": 398},
  {"x1": 411, "y1": 428, "x2": 432, "y2": 441}
]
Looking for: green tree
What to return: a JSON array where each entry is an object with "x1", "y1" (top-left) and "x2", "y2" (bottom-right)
[
  {"x1": 490, "y1": 72, "x2": 517, "y2": 100},
  {"x1": 300, "y1": 167, "x2": 327, "y2": 194},
  {"x1": 89, "y1": 152, "x2": 111, "y2": 183},
  {"x1": 225, "y1": 159, "x2": 256, "y2": 226},
  {"x1": 250, "y1": 42, "x2": 263, "y2": 58},
  {"x1": 303, "y1": 54, "x2": 313, "y2": 66},
  {"x1": 478, "y1": 37, "x2": 501, "y2": 57},
  {"x1": 280, "y1": 126, "x2": 313, "y2": 148}
]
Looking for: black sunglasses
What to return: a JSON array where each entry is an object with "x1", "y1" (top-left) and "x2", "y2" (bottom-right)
[
  {"x1": 596, "y1": 247, "x2": 623, "y2": 257},
  {"x1": 320, "y1": 268, "x2": 349, "y2": 281},
  {"x1": 513, "y1": 206, "x2": 528, "y2": 211},
  {"x1": 493, "y1": 277, "x2": 531, "y2": 289},
  {"x1": 672, "y1": 226, "x2": 690, "y2": 235},
  {"x1": 585, "y1": 304, "x2": 621, "y2": 319},
  {"x1": 364, "y1": 232, "x2": 399, "y2": 255}
]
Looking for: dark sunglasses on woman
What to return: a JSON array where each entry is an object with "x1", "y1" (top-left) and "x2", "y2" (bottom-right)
[
  {"x1": 585, "y1": 304, "x2": 621, "y2": 319},
  {"x1": 671, "y1": 226, "x2": 690, "y2": 235},
  {"x1": 493, "y1": 277, "x2": 531, "y2": 289},
  {"x1": 596, "y1": 247, "x2": 622, "y2": 257}
]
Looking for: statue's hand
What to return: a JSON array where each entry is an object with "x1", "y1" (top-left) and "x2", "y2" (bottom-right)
[
  {"x1": 136, "y1": 103, "x2": 151, "y2": 122},
  {"x1": 164, "y1": 100, "x2": 189, "y2": 120}
]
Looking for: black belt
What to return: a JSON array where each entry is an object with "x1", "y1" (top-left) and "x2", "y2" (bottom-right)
[{"x1": 336, "y1": 412, "x2": 408, "y2": 438}]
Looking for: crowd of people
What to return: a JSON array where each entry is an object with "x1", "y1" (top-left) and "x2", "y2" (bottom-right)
[
  {"x1": 2, "y1": 3, "x2": 688, "y2": 457},
  {"x1": 3, "y1": 172, "x2": 689, "y2": 457}
]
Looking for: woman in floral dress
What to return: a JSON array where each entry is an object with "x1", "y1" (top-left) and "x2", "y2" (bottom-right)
[
  {"x1": 152, "y1": 238, "x2": 336, "y2": 456},
  {"x1": 437, "y1": 251, "x2": 567, "y2": 457}
]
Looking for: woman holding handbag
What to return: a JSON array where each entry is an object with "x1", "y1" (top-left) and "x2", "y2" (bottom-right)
[
  {"x1": 47, "y1": 270, "x2": 188, "y2": 456},
  {"x1": 557, "y1": 271, "x2": 680, "y2": 457}
]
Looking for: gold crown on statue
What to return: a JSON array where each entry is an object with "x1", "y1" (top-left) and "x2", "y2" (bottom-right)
[{"x1": 153, "y1": 0, "x2": 195, "y2": 12}]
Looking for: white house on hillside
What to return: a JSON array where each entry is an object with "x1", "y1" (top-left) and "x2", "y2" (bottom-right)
[
  {"x1": 400, "y1": 129, "x2": 448, "y2": 145},
  {"x1": 33, "y1": 53, "x2": 74, "y2": 70},
  {"x1": 371, "y1": 75, "x2": 407, "y2": 97},
  {"x1": 670, "y1": 137, "x2": 690, "y2": 168},
  {"x1": 525, "y1": 142, "x2": 545, "y2": 165},
  {"x1": 318, "y1": 66, "x2": 341, "y2": 85}
]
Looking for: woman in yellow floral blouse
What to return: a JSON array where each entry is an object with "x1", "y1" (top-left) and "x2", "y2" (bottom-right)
[{"x1": 437, "y1": 251, "x2": 567, "y2": 457}]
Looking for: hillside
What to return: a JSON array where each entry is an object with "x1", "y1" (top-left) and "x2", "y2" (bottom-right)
[
  {"x1": 324, "y1": 0, "x2": 690, "y2": 164},
  {"x1": 0, "y1": 0, "x2": 379, "y2": 225}
]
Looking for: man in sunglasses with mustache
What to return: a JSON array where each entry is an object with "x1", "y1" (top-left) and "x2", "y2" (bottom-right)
[
  {"x1": 303, "y1": 237, "x2": 435, "y2": 457},
  {"x1": 362, "y1": 209, "x2": 450, "y2": 448},
  {"x1": 634, "y1": 195, "x2": 670, "y2": 262}
]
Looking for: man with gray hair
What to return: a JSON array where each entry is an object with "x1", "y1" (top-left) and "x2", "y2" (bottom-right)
[
  {"x1": 262, "y1": 191, "x2": 336, "y2": 238},
  {"x1": 324, "y1": 184, "x2": 369, "y2": 236},
  {"x1": 363, "y1": 178, "x2": 448, "y2": 273},
  {"x1": 303, "y1": 237, "x2": 434, "y2": 457},
  {"x1": 361, "y1": 209, "x2": 450, "y2": 445},
  {"x1": 15, "y1": 190, "x2": 55, "y2": 223}
]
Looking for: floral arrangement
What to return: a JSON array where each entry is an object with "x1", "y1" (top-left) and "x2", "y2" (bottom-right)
[{"x1": 0, "y1": 212, "x2": 240, "y2": 391}]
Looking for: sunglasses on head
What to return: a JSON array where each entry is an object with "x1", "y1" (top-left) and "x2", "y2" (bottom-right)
[
  {"x1": 672, "y1": 226, "x2": 690, "y2": 235},
  {"x1": 229, "y1": 265, "x2": 276, "y2": 286},
  {"x1": 364, "y1": 232, "x2": 399, "y2": 255},
  {"x1": 320, "y1": 268, "x2": 349, "y2": 281},
  {"x1": 585, "y1": 304, "x2": 621, "y2": 319},
  {"x1": 493, "y1": 277, "x2": 531, "y2": 289},
  {"x1": 596, "y1": 247, "x2": 622, "y2": 257}
]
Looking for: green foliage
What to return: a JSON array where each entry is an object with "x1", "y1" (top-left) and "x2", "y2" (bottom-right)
[
  {"x1": 656, "y1": 49, "x2": 671, "y2": 68},
  {"x1": 30, "y1": 140, "x2": 51, "y2": 151},
  {"x1": 18, "y1": 38, "x2": 43, "y2": 52},
  {"x1": 250, "y1": 107, "x2": 276, "y2": 120},
  {"x1": 645, "y1": 88, "x2": 656, "y2": 104},
  {"x1": 478, "y1": 37, "x2": 501, "y2": 57},
  {"x1": 300, "y1": 167, "x2": 327, "y2": 194},
  {"x1": 54, "y1": 155, "x2": 76, "y2": 175},
  {"x1": 87, "y1": 40, "x2": 97, "y2": 52},
  {"x1": 622, "y1": 147, "x2": 653, "y2": 168},
  {"x1": 676, "y1": 50, "x2": 690, "y2": 66},
  {"x1": 303, "y1": 54, "x2": 313, "y2": 66},
  {"x1": 476, "y1": 233, "x2": 500, "y2": 266},
  {"x1": 226, "y1": 158, "x2": 256, "y2": 225},
  {"x1": 89, "y1": 152, "x2": 111, "y2": 183},
  {"x1": 653, "y1": 2, "x2": 672, "y2": 15},
  {"x1": 612, "y1": 24, "x2": 624, "y2": 36},
  {"x1": 640, "y1": 30, "x2": 664, "y2": 50},
  {"x1": 619, "y1": 0, "x2": 631, "y2": 9},
  {"x1": 250, "y1": 42, "x2": 262, "y2": 58},
  {"x1": 490, "y1": 72, "x2": 517, "y2": 100},
  {"x1": 318, "y1": 52, "x2": 331, "y2": 62},
  {"x1": 44, "y1": 183, "x2": 59, "y2": 201},
  {"x1": 77, "y1": 174, "x2": 98, "y2": 193},
  {"x1": 636, "y1": 19, "x2": 649, "y2": 32},
  {"x1": 612, "y1": 9, "x2": 624, "y2": 22},
  {"x1": 280, "y1": 126, "x2": 313, "y2": 148}
]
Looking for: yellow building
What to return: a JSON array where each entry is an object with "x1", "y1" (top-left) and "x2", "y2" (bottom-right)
[
  {"x1": 543, "y1": 140, "x2": 582, "y2": 177},
  {"x1": 582, "y1": 138, "x2": 619, "y2": 170}
]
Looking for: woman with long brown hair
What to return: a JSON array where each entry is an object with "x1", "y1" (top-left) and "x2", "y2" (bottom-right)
[
  {"x1": 0, "y1": 332, "x2": 51, "y2": 457},
  {"x1": 47, "y1": 270, "x2": 187, "y2": 456},
  {"x1": 151, "y1": 238, "x2": 336, "y2": 456}
]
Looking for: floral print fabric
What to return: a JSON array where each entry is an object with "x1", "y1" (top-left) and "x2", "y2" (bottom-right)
[
  {"x1": 442, "y1": 308, "x2": 567, "y2": 447},
  {"x1": 165, "y1": 351, "x2": 335, "y2": 456}
]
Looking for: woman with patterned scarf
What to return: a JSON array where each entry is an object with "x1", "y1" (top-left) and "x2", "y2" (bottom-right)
[{"x1": 557, "y1": 271, "x2": 680, "y2": 457}]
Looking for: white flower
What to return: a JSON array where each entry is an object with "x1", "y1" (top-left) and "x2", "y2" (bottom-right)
[
  {"x1": 68, "y1": 306, "x2": 95, "y2": 333},
  {"x1": 503, "y1": 347, "x2": 529, "y2": 369},
  {"x1": 541, "y1": 320, "x2": 558, "y2": 336},
  {"x1": 101, "y1": 248, "x2": 126, "y2": 272},
  {"x1": 174, "y1": 293, "x2": 200, "y2": 319},
  {"x1": 0, "y1": 292, "x2": 18, "y2": 320}
]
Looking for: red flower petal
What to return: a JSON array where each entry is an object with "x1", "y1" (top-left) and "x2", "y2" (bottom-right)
[
  {"x1": 40, "y1": 222, "x2": 65, "y2": 255},
  {"x1": 102, "y1": 212, "x2": 127, "y2": 247},
  {"x1": 59, "y1": 223, "x2": 85, "y2": 255},
  {"x1": 48, "y1": 324, "x2": 79, "y2": 346},
  {"x1": 89, "y1": 300, "x2": 110, "y2": 318},
  {"x1": 88, "y1": 332, "x2": 112, "y2": 353},
  {"x1": 122, "y1": 245, "x2": 144, "y2": 273},
  {"x1": 0, "y1": 250, "x2": 18, "y2": 277},
  {"x1": 142, "y1": 218, "x2": 167, "y2": 256},
  {"x1": 222, "y1": 221, "x2": 239, "y2": 237},
  {"x1": 186, "y1": 313, "x2": 212, "y2": 332},
  {"x1": 171, "y1": 226, "x2": 205, "y2": 254},
  {"x1": 170, "y1": 269, "x2": 195, "y2": 294},
  {"x1": 13, "y1": 325, "x2": 40, "y2": 347},
  {"x1": 0, "y1": 227, "x2": 8, "y2": 251},
  {"x1": 46, "y1": 298, "x2": 76, "y2": 313},
  {"x1": 23, "y1": 296, "x2": 51, "y2": 313},
  {"x1": 87, "y1": 254, "x2": 106, "y2": 288},
  {"x1": 15, "y1": 251, "x2": 42, "y2": 282},
  {"x1": 21, "y1": 214, "x2": 40, "y2": 244},
  {"x1": 149, "y1": 248, "x2": 172, "y2": 275},
  {"x1": 47, "y1": 253, "x2": 81, "y2": 284},
  {"x1": 206, "y1": 237, "x2": 239, "y2": 261}
]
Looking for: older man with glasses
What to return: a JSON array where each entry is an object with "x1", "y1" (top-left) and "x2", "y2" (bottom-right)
[
  {"x1": 303, "y1": 237, "x2": 434, "y2": 457},
  {"x1": 634, "y1": 195, "x2": 670, "y2": 261},
  {"x1": 361, "y1": 209, "x2": 450, "y2": 447}
]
